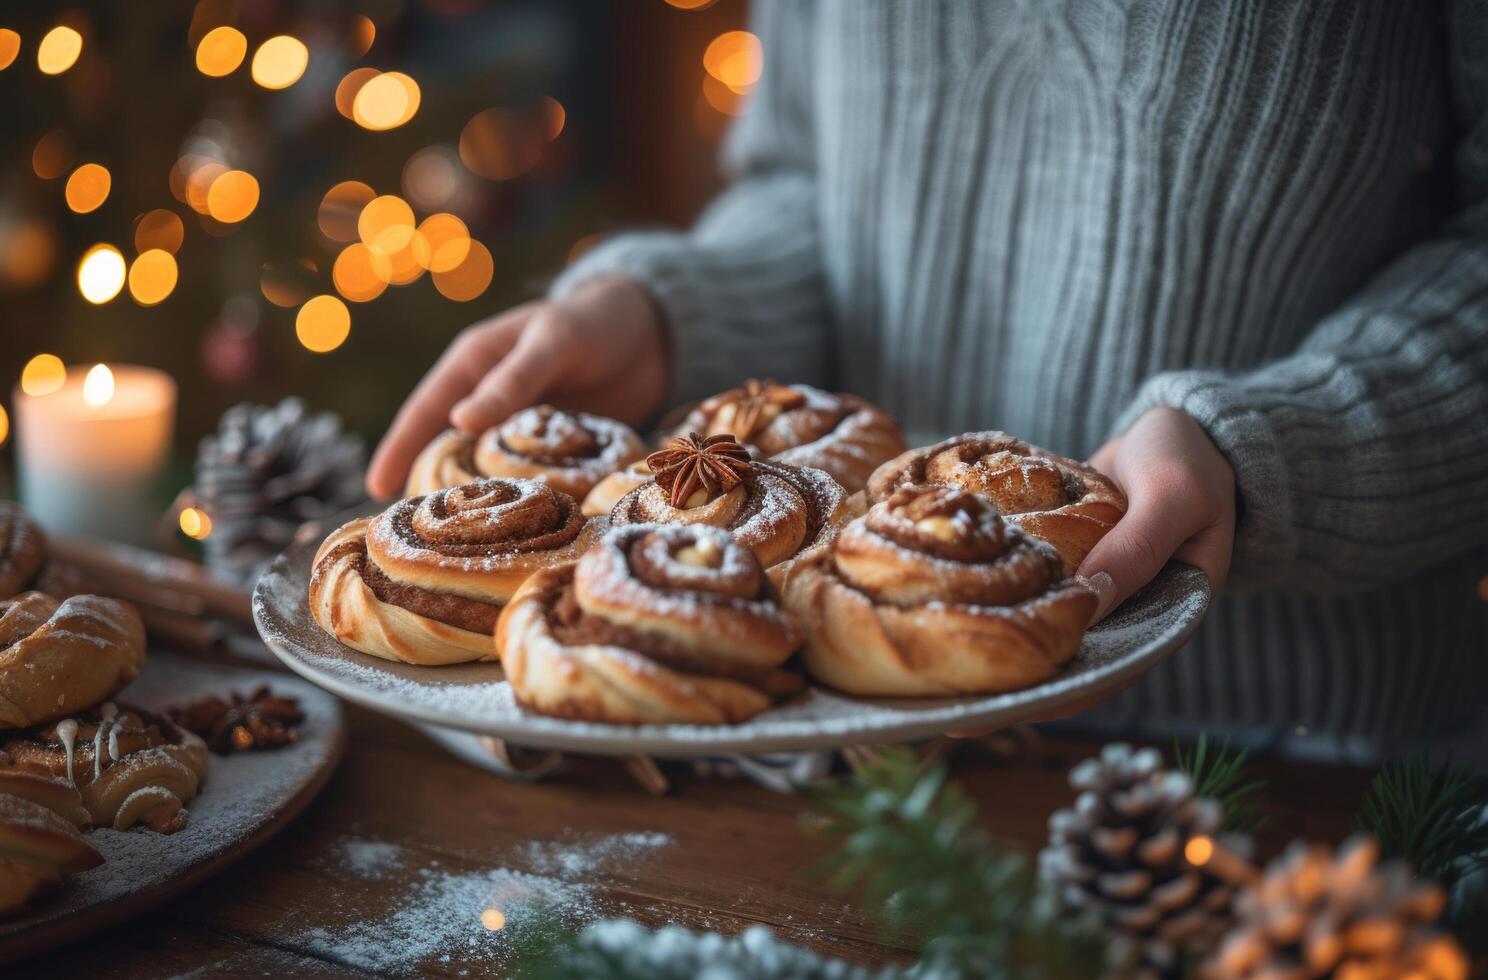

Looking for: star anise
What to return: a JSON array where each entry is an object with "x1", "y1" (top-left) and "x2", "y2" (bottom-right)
[
  {"x1": 710, "y1": 378, "x2": 805, "y2": 441},
  {"x1": 170, "y1": 685, "x2": 305, "y2": 754},
  {"x1": 646, "y1": 432, "x2": 753, "y2": 508}
]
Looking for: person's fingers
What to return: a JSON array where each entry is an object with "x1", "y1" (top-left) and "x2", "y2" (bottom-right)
[
  {"x1": 1086, "y1": 436, "x2": 1122, "y2": 478},
  {"x1": 449, "y1": 310, "x2": 576, "y2": 433},
  {"x1": 1079, "y1": 491, "x2": 1199, "y2": 623},
  {"x1": 1172, "y1": 507, "x2": 1236, "y2": 592},
  {"x1": 365, "y1": 308, "x2": 532, "y2": 497}
]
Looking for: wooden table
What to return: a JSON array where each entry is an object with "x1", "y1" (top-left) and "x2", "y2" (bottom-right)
[{"x1": 10, "y1": 706, "x2": 1374, "y2": 978}]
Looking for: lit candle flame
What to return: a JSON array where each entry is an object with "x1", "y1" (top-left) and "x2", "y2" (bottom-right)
[{"x1": 82, "y1": 363, "x2": 115, "y2": 407}]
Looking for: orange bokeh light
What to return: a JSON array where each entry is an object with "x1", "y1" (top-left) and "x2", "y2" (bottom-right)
[
  {"x1": 127, "y1": 249, "x2": 179, "y2": 306},
  {"x1": 319, "y1": 181, "x2": 377, "y2": 242},
  {"x1": 251, "y1": 35, "x2": 308, "y2": 89},
  {"x1": 353, "y1": 71, "x2": 420, "y2": 131},
  {"x1": 358, "y1": 195, "x2": 416, "y2": 253},
  {"x1": 64, "y1": 163, "x2": 112, "y2": 214},
  {"x1": 334, "y1": 67, "x2": 379, "y2": 120},
  {"x1": 417, "y1": 213, "x2": 471, "y2": 273},
  {"x1": 433, "y1": 239, "x2": 493, "y2": 302},
  {"x1": 459, "y1": 108, "x2": 542, "y2": 181},
  {"x1": 37, "y1": 26, "x2": 83, "y2": 75},
  {"x1": 703, "y1": 30, "x2": 762, "y2": 92},
  {"x1": 296, "y1": 295, "x2": 352, "y2": 353},
  {"x1": 32, "y1": 130, "x2": 72, "y2": 180},
  {"x1": 206, "y1": 170, "x2": 260, "y2": 223},
  {"x1": 0, "y1": 29, "x2": 20, "y2": 71},
  {"x1": 195, "y1": 25, "x2": 247, "y2": 76},
  {"x1": 135, "y1": 209, "x2": 186, "y2": 254},
  {"x1": 332, "y1": 243, "x2": 391, "y2": 303}
]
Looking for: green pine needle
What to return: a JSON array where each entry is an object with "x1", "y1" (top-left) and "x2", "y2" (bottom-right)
[
  {"x1": 1172, "y1": 734, "x2": 1269, "y2": 834},
  {"x1": 1357, "y1": 748, "x2": 1488, "y2": 890}
]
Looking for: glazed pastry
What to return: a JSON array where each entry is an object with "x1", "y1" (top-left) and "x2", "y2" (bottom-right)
[
  {"x1": 674, "y1": 380, "x2": 907, "y2": 493},
  {"x1": 779, "y1": 484, "x2": 1096, "y2": 696},
  {"x1": 497, "y1": 523, "x2": 804, "y2": 724},
  {"x1": 610, "y1": 433, "x2": 852, "y2": 578},
  {"x1": 0, "y1": 592, "x2": 146, "y2": 731},
  {"x1": 581, "y1": 458, "x2": 652, "y2": 517},
  {"x1": 867, "y1": 431, "x2": 1127, "y2": 575},
  {"x1": 0, "y1": 793, "x2": 103, "y2": 919},
  {"x1": 0, "y1": 502, "x2": 46, "y2": 599},
  {"x1": 0, "y1": 702, "x2": 209, "y2": 833},
  {"x1": 405, "y1": 405, "x2": 646, "y2": 499},
  {"x1": 310, "y1": 478, "x2": 603, "y2": 665}
]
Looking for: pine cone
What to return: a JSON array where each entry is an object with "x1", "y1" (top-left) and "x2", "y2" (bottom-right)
[
  {"x1": 169, "y1": 685, "x2": 305, "y2": 753},
  {"x1": 1206, "y1": 834, "x2": 1469, "y2": 980},
  {"x1": 1039, "y1": 743, "x2": 1245, "y2": 975},
  {"x1": 192, "y1": 398, "x2": 365, "y2": 587}
]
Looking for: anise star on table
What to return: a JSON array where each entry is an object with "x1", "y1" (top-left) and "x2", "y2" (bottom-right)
[
  {"x1": 646, "y1": 432, "x2": 754, "y2": 508},
  {"x1": 170, "y1": 684, "x2": 305, "y2": 754},
  {"x1": 718, "y1": 378, "x2": 805, "y2": 440}
]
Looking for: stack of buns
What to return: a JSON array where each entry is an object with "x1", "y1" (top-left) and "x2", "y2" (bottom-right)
[
  {"x1": 0, "y1": 502, "x2": 207, "y2": 919},
  {"x1": 317, "y1": 382, "x2": 1129, "y2": 728}
]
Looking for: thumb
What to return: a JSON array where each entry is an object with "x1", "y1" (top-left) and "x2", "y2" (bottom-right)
[
  {"x1": 1078, "y1": 501, "x2": 1188, "y2": 623},
  {"x1": 449, "y1": 312, "x2": 574, "y2": 433}
]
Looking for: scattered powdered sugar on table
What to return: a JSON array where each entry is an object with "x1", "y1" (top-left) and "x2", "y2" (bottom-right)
[
  {"x1": 335, "y1": 838, "x2": 406, "y2": 880},
  {"x1": 290, "y1": 831, "x2": 675, "y2": 975}
]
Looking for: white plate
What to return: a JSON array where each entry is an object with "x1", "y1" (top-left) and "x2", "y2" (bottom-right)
[{"x1": 253, "y1": 530, "x2": 1209, "y2": 757}]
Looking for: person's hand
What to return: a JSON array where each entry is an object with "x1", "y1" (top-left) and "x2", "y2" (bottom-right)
[
  {"x1": 365, "y1": 276, "x2": 669, "y2": 498},
  {"x1": 1079, "y1": 406, "x2": 1236, "y2": 622}
]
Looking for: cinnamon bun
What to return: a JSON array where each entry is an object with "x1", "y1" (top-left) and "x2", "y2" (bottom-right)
[
  {"x1": 497, "y1": 523, "x2": 804, "y2": 724},
  {"x1": 581, "y1": 459, "x2": 653, "y2": 517},
  {"x1": 868, "y1": 432, "x2": 1126, "y2": 575},
  {"x1": 778, "y1": 484, "x2": 1096, "y2": 696},
  {"x1": 1, "y1": 592, "x2": 146, "y2": 731},
  {"x1": 0, "y1": 701, "x2": 209, "y2": 834},
  {"x1": 674, "y1": 381, "x2": 907, "y2": 493},
  {"x1": 0, "y1": 793, "x2": 102, "y2": 918},
  {"x1": 310, "y1": 478, "x2": 603, "y2": 665},
  {"x1": 405, "y1": 405, "x2": 646, "y2": 500},
  {"x1": 0, "y1": 502, "x2": 45, "y2": 599},
  {"x1": 610, "y1": 433, "x2": 851, "y2": 579}
]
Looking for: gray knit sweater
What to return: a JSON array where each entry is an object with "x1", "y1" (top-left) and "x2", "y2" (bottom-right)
[{"x1": 555, "y1": 0, "x2": 1488, "y2": 740}]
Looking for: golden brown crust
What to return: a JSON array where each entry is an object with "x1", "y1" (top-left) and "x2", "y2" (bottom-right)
[
  {"x1": 609, "y1": 461, "x2": 852, "y2": 581},
  {"x1": 581, "y1": 459, "x2": 652, "y2": 517},
  {"x1": 0, "y1": 793, "x2": 103, "y2": 919},
  {"x1": 675, "y1": 383, "x2": 907, "y2": 493},
  {"x1": 867, "y1": 431, "x2": 1127, "y2": 575},
  {"x1": 778, "y1": 485, "x2": 1096, "y2": 697},
  {"x1": 0, "y1": 593, "x2": 145, "y2": 731},
  {"x1": 0, "y1": 503, "x2": 46, "y2": 600},
  {"x1": 406, "y1": 407, "x2": 646, "y2": 499},
  {"x1": 496, "y1": 524, "x2": 803, "y2": 724},
  {"x1": 310, "y1": 478, "x2": 603, "y2": 665}
]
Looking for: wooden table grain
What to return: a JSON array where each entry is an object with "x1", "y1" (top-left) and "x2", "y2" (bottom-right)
[{"x1": 9, "y1": 703, "x2": 1374, "y2": 979}]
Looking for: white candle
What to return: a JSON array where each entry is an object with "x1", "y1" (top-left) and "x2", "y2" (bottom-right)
[{"x1": 14, "y1": 364, "x2": 177, "y2": 546}]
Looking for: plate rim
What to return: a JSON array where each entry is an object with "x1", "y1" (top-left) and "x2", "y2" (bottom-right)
[{"x1": 254, "y1": 536, "x2": 1210, "y2": 757}]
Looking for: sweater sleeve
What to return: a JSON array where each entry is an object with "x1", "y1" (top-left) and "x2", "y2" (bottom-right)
[
  {"x1": 549, "y1": 0, "x2": 829, "y2": 406},
  {"x1": 1117, "y1": 1, "x2": 1488, "y2": 593}
]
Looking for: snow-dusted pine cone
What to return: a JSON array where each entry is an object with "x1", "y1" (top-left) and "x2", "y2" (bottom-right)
[
  {"x1": 1206, "y1": 834, "x2": 1468, "y2": 980},
  {"x1": 192, "y1": 398, "x2": 365, "y2": 587},
  {"x1": 1039, "y1": 743, "x2": 1245, "y2": 976}
]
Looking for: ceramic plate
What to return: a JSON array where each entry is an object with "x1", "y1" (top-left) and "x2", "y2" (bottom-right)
[{"x1": 253, "y1": 528, "x2": 1209, "y2": 757}]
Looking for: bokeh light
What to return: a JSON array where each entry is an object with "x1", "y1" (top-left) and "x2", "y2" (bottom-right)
[
  {"x1": 480, "y1": 908, "x2": 505, "y2": 931},
  {"x1": 459, "y1": 108, "x2": 542, "y2": 181},
  {"x1": 418, "y1": 213, "x2": 471, "y2": 273},
  {"x1": 703, "y1": 31, "x2": 762, "y2": 92},
  {"x1": 538, "y1": 96, "x2": 566, "y2": 141},
  {"x1": 82, "y1": 364, "x2": 115, "y2": 407},
  {"x1": 433, "y1": 239, "x2": 493, "y2": 301},
  {"x1": 334, "y1": 67, "x2": 379, "y2": 119},
  {"x1": 250, "y1": 35, "x2": 308, "y2": 90},
  {"x1": 353, "y1": 71, "x2": 420, "y2": 131},
  {"x1": 351, "y1": 15, "x2": 376, "y2": 56},
  {"x1": 664, "y1": 0, "x2": 717, "y2": 8},
  {"x1": 0, "y1": 405, "x2": 8, "y2": 449},
  {"x1": 0, "y1": 221, "x2": 57, "y2": 288},
  {"x1": 702, "y1": 74, "x2": 746, "y2": 116},
  {"x1": 195, "y1": 25, "x2": 247, "y2": 77},
  {"x1": 135, "y1": 209, "x2": 186, "y2": 254},
  {"x1": 0, "y1": 29, "x2": 20, "y2": 71},
  {"x1": 206, "y1": 169, "x2": 260, "y2": 223},
  {"x1": 332, "y1": 243, "x2": 391, "y2": 303},
  {"x1": 568, "y1": 233, "x2": 606, "y2": 265},
  {"x1": 183, "y1": 159, "x2": 228, "y2": 214},
  {"x1": 179, "y1": 506, "x2": 213, "y2": 539},
  {"x1": 37, "y1": 26, "x2": 83, "y2": 75},
  {"x1": 127, "y1": 249, "x2": 179, "y2": 306},
  {"x1": 20, "y1": 354, "x2": 67, "y2": 396},
  {"x1": 296, "y1": 295, "x2": 352, "y2": 353},
  {"x1": 383, "y1": 232, "x2": 429, "y2": 285},
  {"x1": 31, "y1": 130, "x2": 72, "y2": 179},
  {"x1": 402, "y1": 146, "x2": 464, "y2": 211},
  {"x1": 64, "y1": 163, "x2": 112, "y2": 214},
  {"x1": 318, "y1": 180, "x2": 376, "y2": 241},
  {"x1": 260, "y1": 259, "x2": 319, "y2": 308},
  {"x1": 77, "y1": 244, "x2": 126, "y2": 304},
  {"x1": 358, "y1": 195, "x2": 415, "y2": 252}
]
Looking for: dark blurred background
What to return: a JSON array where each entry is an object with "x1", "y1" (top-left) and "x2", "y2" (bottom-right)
[{"x1": 0, "y1": 0, "x2": 752, "y2": 478}]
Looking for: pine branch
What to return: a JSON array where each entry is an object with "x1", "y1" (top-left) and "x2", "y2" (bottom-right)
[
  {"x1": 1357, "y1": 748, "x2": 1488, "y2": 891},
  {"x1": 1172, "y1": 734, "x2": 1268, "y2": 834}
]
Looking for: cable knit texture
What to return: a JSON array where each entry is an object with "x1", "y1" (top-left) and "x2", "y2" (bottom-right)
[{"x1": 553, "y1": 0, "x2": 1488, "y2": 739}]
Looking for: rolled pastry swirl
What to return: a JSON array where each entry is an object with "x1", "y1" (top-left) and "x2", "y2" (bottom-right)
[
  {"x1": 0, "y1": 702, "x2": 209, "y2": 834},
  {"x1": 0, "y1": 503, "x2": 46, "y2": 600},
  {"x1": 0, "y1": 592, "x2": 146, "y2": 731},
  {"x1": 497, "y1": 523, "x2": 804, "y2": 724},
  {"x1": 778, "y1": 484, "x2": 1096, "y2": 696},
  {"x1": 867, "y1": 431, "x2": 1127, "y2": 575},
  {"x1": 310, "y1": 478, "x2": 602, "y2": 664},
  {"x1": 0, "y1": 793, "x2": 102, "y2": 919},
  {"x1": 405, "y1": 405, "x2": 646, "y2": 499},
  {"x1": 610, "y1": 459, "x2": 852, "y2": 579},
  {"x1": 674, "y1": 381, "x2": 907, "y2": 493}
]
